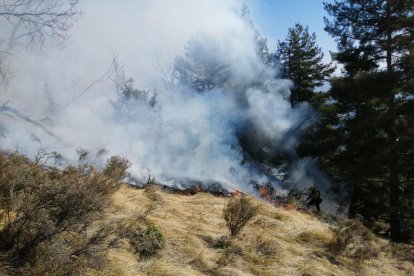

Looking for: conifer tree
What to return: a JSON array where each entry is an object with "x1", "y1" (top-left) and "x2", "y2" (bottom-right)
[
  {"x1": 319, "y1": 0, "x2": 414, "y2": 242},
  {"x1": 275, "y1": 23, "x2": 334, "y2": 106},
  {"x1": 174, "y1": 4, "x2": 273, "y2": 92}
]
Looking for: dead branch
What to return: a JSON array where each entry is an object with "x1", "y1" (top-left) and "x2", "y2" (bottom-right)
[{"x1": 0, "y1": 101, "x2": 63, "y2": 142}]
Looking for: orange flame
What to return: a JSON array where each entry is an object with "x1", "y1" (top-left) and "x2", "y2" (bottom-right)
[
  {"x1": 259, "y1": 186, "x2": 271, "y2": 201},
  {"x1": 230, "y1": 190, "x2": 241, "y2": 197}
]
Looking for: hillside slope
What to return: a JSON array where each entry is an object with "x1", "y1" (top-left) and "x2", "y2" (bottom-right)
[
  {"x1": 105, "y1": 185, "x2": 414, "y2": 276},
  {"x1": 0, "y1": 151, "x2": 412, "y2": 275}
]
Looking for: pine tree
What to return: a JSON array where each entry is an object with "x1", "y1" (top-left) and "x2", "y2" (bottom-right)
[
  {"x1": 275, "y1": 23, "x2": 334, "y2": 106},
  {"x1": 173, "y1": 38, "x2": 231, "y2": 92},
  {"x1": 322, "y1": 0, "x2": 414, "y2": 242},
  {"x1": 241, "y1": 4, "x2": 273, "y2": 65},
  {"x1": 174, "y1": 4, "x2": 274, "y2": 93}
]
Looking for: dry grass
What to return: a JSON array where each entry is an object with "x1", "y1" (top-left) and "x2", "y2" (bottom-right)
[
  {"x1": 107, "y1": 186, "x2": 414, "y2": 276},
  {"x1": 144, "y1": 184, "x2": 162, "y2": 201},
  {"x1": 330, "y1": 219, "x2": 382, "y2": 261}
]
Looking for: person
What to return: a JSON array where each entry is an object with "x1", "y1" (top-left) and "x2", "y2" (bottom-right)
[{"x1": 306, "y1": 184, "x2": 322, "y2": 211}]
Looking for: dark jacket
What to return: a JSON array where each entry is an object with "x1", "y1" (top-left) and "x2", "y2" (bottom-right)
[{"x1": 307, "y1": 186, "x2": 322, "y2": 203}]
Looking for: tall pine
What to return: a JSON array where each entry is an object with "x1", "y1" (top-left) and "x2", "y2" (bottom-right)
[
  {"x1": 275, "y1": 23, "x2": 334, "y2": 106},
  {"x1": 323, "y1": 0, "x2": 414, "y2": 242}
]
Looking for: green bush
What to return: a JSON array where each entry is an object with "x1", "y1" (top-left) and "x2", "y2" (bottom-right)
[{"x1": 129, "y1": 223, "x2": 165, "y2": 258}]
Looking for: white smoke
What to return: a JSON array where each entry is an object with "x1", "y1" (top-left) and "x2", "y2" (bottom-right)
[{"x1": 0, "y1": 0, "x2": 313, "y2": 193}]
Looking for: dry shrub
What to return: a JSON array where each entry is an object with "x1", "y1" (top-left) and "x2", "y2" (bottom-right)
[
  {"x1": 0, "y1": 150, "x2": 129, "y2": 274},
  {"x1": 144, "y1": 184, "x2": 162, "y2": 201},
  {"x1": 103, "y1": 155, "x2": 130, "y2": 183},
  {"x1": 19, "y1": 226, "x2": 115, "y2": 275},
  {"x1": 223, "y1": 195, "x2": 259, "y2": 237},
  {"x1": 332, "y1": 219, "x2": 380, "y2": 259}
]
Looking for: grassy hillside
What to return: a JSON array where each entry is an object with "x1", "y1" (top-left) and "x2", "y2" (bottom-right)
[
  {"x1": 0, "y1": 151, "x2": 412, "y2": 275},
  {"x1": 106, "y1": 185, "x2": 413, "y2": 276}
]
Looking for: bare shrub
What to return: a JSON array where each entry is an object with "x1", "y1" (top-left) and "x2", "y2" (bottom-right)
[
  {"x1": 0, "y1": 152, "x2": 29, "y2": 223},
  {"x1": 0, "y1": 151, "x2": 128, "y2": 274},
  {"x1": 33, "y1": 149, "x2": 62, "y2": 166},
  {"x1": 223, "y1": 195, "x2": 259, "y2": 237},
  {"x1": 103, "y1": 155, "x2": 130, "y2": 183},
  {"x1": 19, "y1": 224, "x2": 116, "y2": 275}
]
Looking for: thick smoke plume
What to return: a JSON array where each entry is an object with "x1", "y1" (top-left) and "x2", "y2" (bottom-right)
[{"x1": 0, "y1": 0, "x2": 317, "y2": 194}]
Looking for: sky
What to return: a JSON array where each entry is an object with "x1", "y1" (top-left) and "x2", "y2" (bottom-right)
[{"x1": 247, "y1": 0, "x2": 337, "y2": 60}]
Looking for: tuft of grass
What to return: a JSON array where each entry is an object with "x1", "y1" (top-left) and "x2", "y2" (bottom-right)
[
  {"x1": 187, "y1": 252, "x2": 212, "y2": 273},
  {"x1": 217, "y1": 243, "x2": 244, "y2": 267},
  {"x1": 295, "y1": 229, "x2": 336, "y2": 247},
  {"x1": 254, "y1": 234, "x2": 278, "y2": 258},
  {"x1": 144, "y1": 184, "x2": 162, "y2": 201},
  {"x1": 204, "y1": 235, "x2": 232, "y2": 249}
]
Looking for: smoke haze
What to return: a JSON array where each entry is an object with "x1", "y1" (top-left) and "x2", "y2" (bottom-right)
[{"x1": 0, "y1": 0, "x2": 318, "y2": 194}]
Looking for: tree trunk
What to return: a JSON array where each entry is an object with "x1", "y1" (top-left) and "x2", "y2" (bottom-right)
[
  {"x1": 386, "y1": 1, "x2": 402, "y2": 242},
  {"x1": 388, "y1": 81, "x2": 401, "y2": 242}
]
